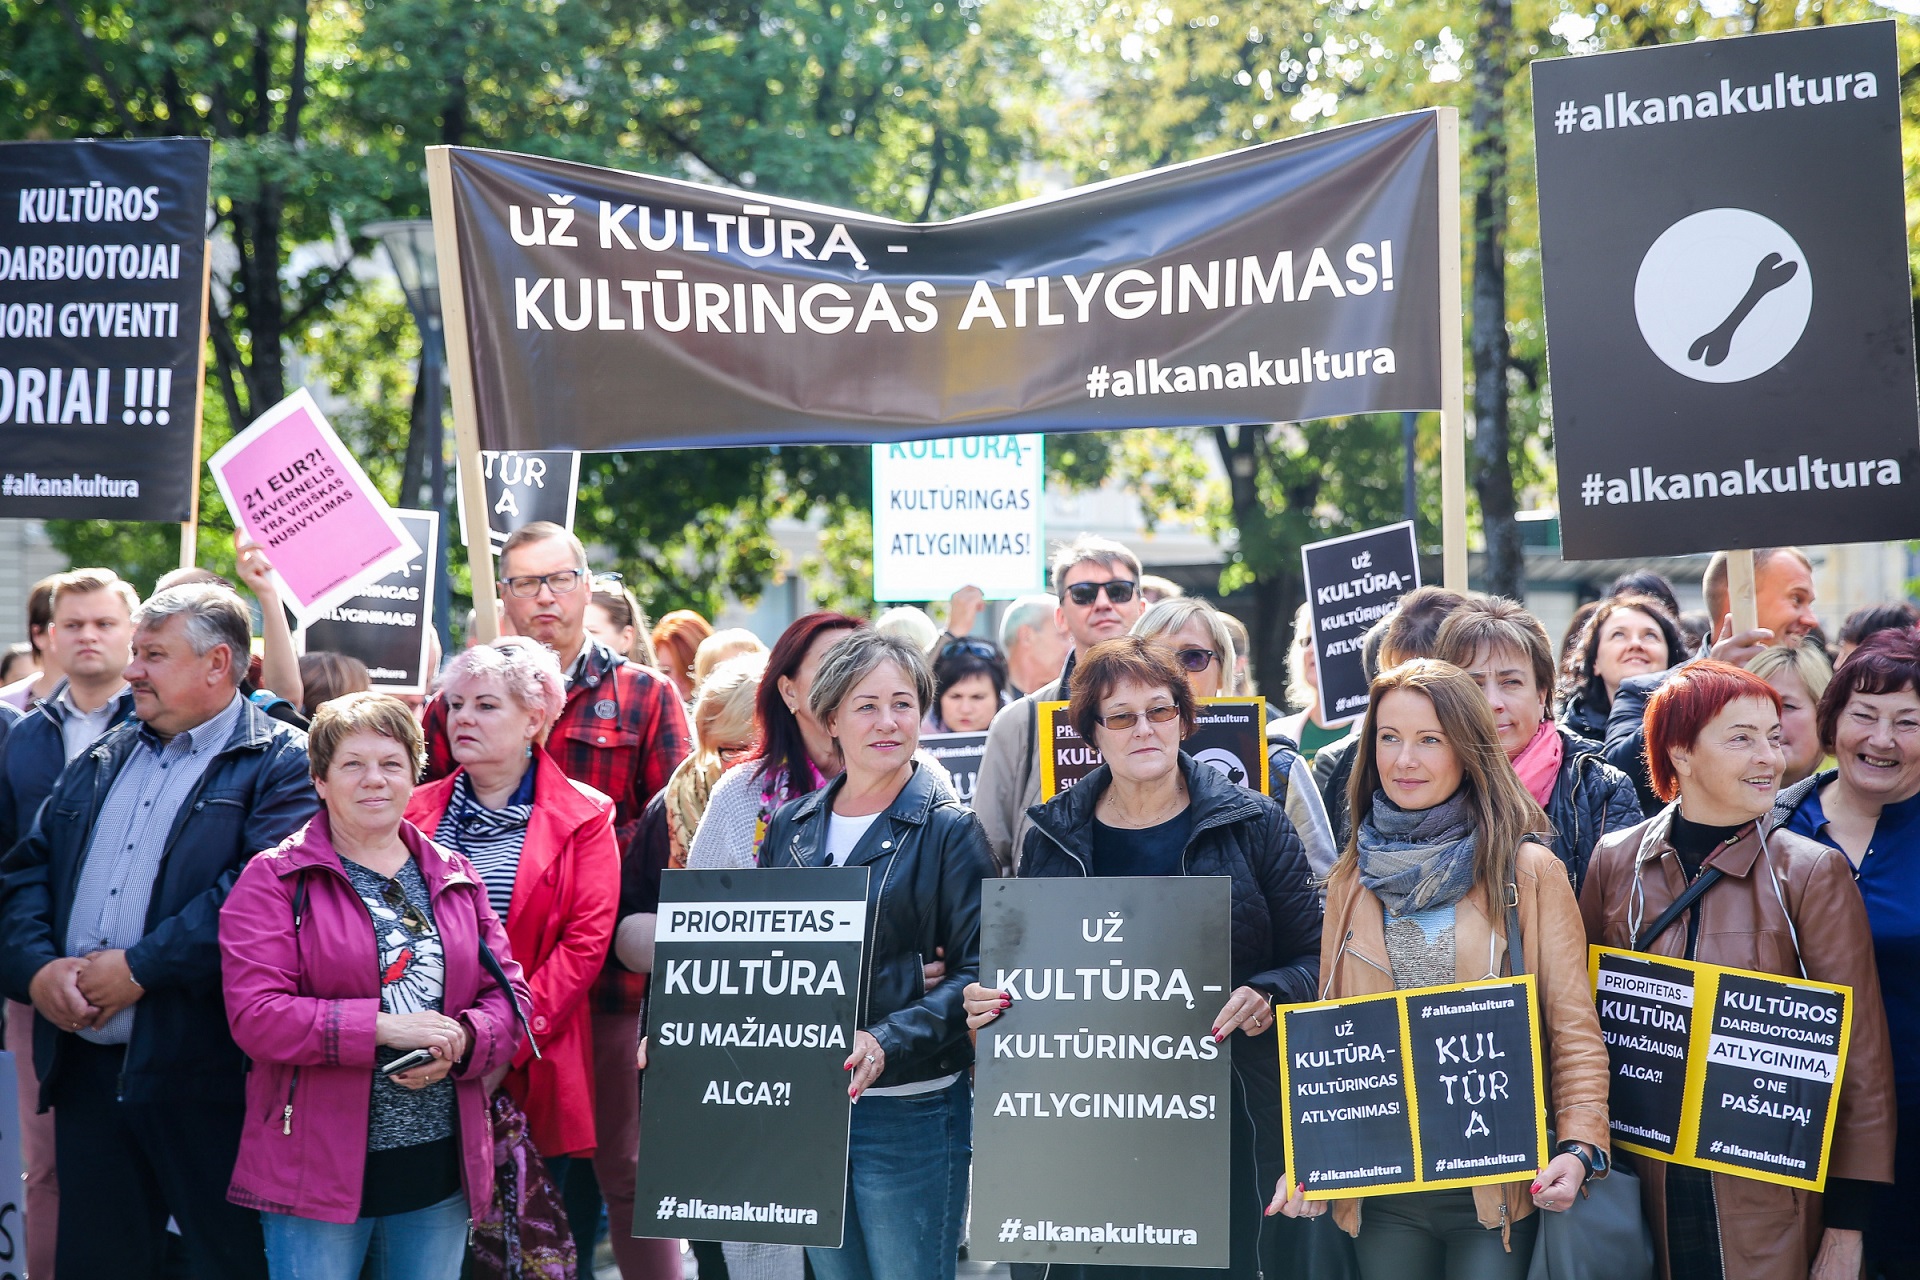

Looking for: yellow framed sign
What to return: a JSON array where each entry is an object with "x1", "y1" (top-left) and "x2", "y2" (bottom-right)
[
  {"x1": 1590, "y1": 946, "x2": 1851, "y2": 1192},
  {"x1": 1037, "y1": 696, "x2": 1271, "y2": 801},
  {"x1": 1278, "y1": 977, "x2": 1548, "y2": 1198}
]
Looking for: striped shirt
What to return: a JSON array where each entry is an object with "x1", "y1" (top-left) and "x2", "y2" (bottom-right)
[{"x1": 433, "y1": 766, "x2": 535, "y2": 922}]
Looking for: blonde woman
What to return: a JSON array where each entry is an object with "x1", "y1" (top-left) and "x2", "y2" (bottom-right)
[
  {"x1": 665, "y1": 652, "x2": 767, "y2": 867},
  {"x1": 1747, "y1": 638, "x2": 1833, "y2": 788},
  {"x1": 1275, "y1": 660, "x2": 1609, "y2": 1276}
]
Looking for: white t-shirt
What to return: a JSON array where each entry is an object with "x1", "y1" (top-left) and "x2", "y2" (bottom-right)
[{"x1": 824, "y1": 811, "x2": 882, "y2": 866}]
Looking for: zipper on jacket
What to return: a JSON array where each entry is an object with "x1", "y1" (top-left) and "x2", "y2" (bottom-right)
[{"x1": 281, "y1": 1066, "x2": 301, "y2": 1135}]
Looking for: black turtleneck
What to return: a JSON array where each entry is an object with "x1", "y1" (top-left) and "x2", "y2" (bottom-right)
[{"x1": 1669, "y1": 808, "x2": 1744, "y2": 880}]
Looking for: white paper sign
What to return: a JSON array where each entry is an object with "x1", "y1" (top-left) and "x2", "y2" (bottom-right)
[{"x1": 871, "y1": 435, "x2": 1044, "y2": 602}]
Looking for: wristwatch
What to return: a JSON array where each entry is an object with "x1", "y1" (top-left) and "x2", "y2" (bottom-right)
[{"x1": 1557, "y1": 1140, "x2": 1608, "y2": 1181}]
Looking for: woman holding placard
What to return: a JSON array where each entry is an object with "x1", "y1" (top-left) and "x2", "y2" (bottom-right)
[
  {"x1": 964, "y1": 635, "x2": 1327, "y2": 1277},
  {"x1": 1581, "y1": 659, "x2": 1896, "y2": 1280},
  {"x1": 1274, "y1": 659, "x2": 1609, "y2": 1277},
  {"x1": 756, "y1": 628, "x2": 994, "y2": 1280}
]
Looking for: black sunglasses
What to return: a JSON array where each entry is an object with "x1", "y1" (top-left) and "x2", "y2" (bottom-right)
[
  {"x1": 1064, "y1": 580, "x2": 1137, "y2": 607},
  {"x1": 381, "y1": 880, "x2": 432, "y2": 937},
  {"x1": 1173, "y1": 646, "x2": 1217, "y2": 673},
  {"x1": 939, "y1": 638, "x2": 1000, "y2": 662}
]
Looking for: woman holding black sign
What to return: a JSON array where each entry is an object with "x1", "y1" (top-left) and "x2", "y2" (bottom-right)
[
  {"x1": 1274, "y1": 659, "x2": 1609, "y2": 1277},
  {"x1": 756, "y1": 628, "x2": 994, "y2": 1280},
  {"x1": 963, "y1": 635, "x2": 1327, "y2": 1277},
  {"x1": 1583, "y1": 659, "x2": 1896, "y2": 1280}
]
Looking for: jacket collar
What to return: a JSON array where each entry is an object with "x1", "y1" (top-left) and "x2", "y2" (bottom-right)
[
  {"x1": 89, "y1": 691, "x2": 277, "y2": 765},
  {"x1": 1768, "y1": 769, "x2": 1835, "y2": 834},
  {"x1": 783, "y1": 760, "x2": 941, "y2": 867},
  {"x1": 259, "y1": 808, "x2": 478, "y2": 896},
  {"x1": 1635, "y1": 802, "x2": 1764, "y2": 878},
  {"x1": 408, "y1": 751, "x2": 610, "y2": 899},
  {"x1": 37, "y1": 678, "x2": 135, "y2": 728},
  {"x1": 1026, "y1": 751, "x2": 1264, "y2": 872},
  {"x1": 1555, "y1": 721, "x2": 1603, "y2": 758}
]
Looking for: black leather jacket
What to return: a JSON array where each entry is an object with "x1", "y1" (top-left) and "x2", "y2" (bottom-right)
[
  {"x1": 1019, "y1": 754, "x2": 1322, "y2": 1192},
  {"x1": 759, "y1": 761, "x2": 994, "y2": 1089}
]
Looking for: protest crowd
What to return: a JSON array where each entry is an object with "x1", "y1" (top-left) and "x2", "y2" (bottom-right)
[{"x1": 0, "y1": 513, "x2": 1907, "y2": 1280}]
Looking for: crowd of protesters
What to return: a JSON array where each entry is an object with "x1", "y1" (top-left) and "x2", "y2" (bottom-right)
[{"x1": 0, "y1": 522, "x2": 1913, "y2": 1280}]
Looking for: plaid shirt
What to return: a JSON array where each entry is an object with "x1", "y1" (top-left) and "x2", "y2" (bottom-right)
[{"x1": 423, "y1": 640, "x2": 690, "y2": 1011}]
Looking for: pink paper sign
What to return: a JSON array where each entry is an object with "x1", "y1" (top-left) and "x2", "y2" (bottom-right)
[{"x1": 209, "y1": 388, "x2": 420, "y2": 623}]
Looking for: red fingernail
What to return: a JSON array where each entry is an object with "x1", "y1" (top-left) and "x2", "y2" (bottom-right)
[{"x1": 1530, "y1": 1182, "x2": 1541, "y2": 1194}]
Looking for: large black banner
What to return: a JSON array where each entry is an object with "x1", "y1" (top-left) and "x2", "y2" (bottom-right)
[
  {"x1": 1532, "y1": 22, "x2": 1920, "y2": 559},
  {"x1": 971, "y1": 876, "x2": 1233, "y2": 1268},
  {"x1": 439, "y1": 112, "x2": 1444, "y2": 452},
  {"x1": 0, "y1": 138, "x2": 210, "y2": 521},
  {"x1": 635, "y1": 867, "x2": 868, "y2": 1247}
]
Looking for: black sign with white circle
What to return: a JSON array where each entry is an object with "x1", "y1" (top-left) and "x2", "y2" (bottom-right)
[{"x1": 1532, "y1": 22, "x2": 1920, "y2": 559}]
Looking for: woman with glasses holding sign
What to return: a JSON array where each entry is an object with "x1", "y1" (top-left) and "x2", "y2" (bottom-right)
[
  {"x1": 1586, "y1": 660, "x2": 1896, "y2": 1280},
  {"x1": 754, "y1": 629, "x2": 995, "y2": 1280},
  {"x1": 1133, "y1": 597, "x2": 1338, "y2": 878},
  {"x1": 219, "y1": 694, "x2": 530, "y2": 1279},
  {"x1": 404, "y1": 637, "x2": 626, "y2": 1265},
  {"x1": 1582, "y1": 661, "x2": 1895, "y2": 1280},
  {"x1": 1275, "y1": 659, "x2": 1609, "y2": 1278},
  {"x1": 964, "y1": 635, "x2": 1326, "y2": 1277}
]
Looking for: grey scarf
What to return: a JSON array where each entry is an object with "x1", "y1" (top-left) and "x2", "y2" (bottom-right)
[{"x1": 1356, "y1": 789, "x2": 1478, "y2": 917}]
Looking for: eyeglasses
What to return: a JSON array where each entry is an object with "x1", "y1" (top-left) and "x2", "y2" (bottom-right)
[
  {"x1": 380, "y1": 880, "x2": 433, "y2": 937},
  {"x1": 1093, "y1": 703, "x2": 1181, "y2": 731},
  {"x1": 502, "y1": 569, "x2": 587, "y2": 598},
  {"x1": 1064, "y1": 580, "x2": 1138, "y2": 607},
  {"x1": 939, "y1": 638, "x2": 1000, "y2": 661},
  {"x1": 1173, "y1": 647, "x2": 1217, "y2": 673}
]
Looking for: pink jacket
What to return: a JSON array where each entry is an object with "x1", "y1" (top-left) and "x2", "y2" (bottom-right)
[{"x1": 219, "y1": 811, "x2": 530, "y2": 1224}]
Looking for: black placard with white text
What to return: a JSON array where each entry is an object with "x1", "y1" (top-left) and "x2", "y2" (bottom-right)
[
  {"x1": 920, "y1": 731, "x2": 987, "y2": 807},
  {"x1": 1592, "y1": 950, "x2": 1695, "y2": 1155},
  {"x1": 1532, "y1": 22, "x2": 1920, "y2": 558},
  {"x1": 1300, "y1": 522, "x2": 1420, "y2": 726},
  {"x1": 298, "y1": 509, "x2": 439, "y2": 694},
  {"x1": 1281, "y1": 995, "x2": 1418, "y2": 1192},
  {"x1": 1695, "y1": 970, "x2": 1846, "y2": 1185},
  {"x1": 457, "y1": 449, "x2": 580, "y2": 551},
  {"x1": 1038, "y1": 697, "x2": 1269, "y2": 800},
  {"x1": 0, "y1": 138, "x2": 210, "y2": 520},
  {"x1": 971, "y1": 877, "x2": 1232, "y2": 1268},
  {"x1": 634, "y1": 867, "x2": 868, "y2": 1247}
]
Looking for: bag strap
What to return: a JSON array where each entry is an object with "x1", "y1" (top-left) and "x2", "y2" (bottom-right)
[
  {"x1": 1634, "y1": 866, "x2": 1723, "y2": 953},
  {"x1": 1505, "y1": 893, "x2": 1526, "y2": 978}
]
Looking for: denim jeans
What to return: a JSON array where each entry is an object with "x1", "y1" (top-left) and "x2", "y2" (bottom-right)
[
  {"x1": 261, "y1": 1190, "x2": 470, "y2": 1280},
  {"x1": 807, "y1": 1075, "x2": 971, "y2": 1280}
]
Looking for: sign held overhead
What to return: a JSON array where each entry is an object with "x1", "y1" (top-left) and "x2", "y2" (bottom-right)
[{"x1": 1300, "y1": 521, "x2": 1420, "y2": 726}]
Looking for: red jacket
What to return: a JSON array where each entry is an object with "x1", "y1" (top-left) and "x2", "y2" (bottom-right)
[{"x1": 407, "y1": 752, "x2": 620, "y2": 1157}]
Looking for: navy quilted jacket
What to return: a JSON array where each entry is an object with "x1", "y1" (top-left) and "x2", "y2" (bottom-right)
[{"x1": 1018, "y1": 753, "x2": 1322, "y2": 1193}]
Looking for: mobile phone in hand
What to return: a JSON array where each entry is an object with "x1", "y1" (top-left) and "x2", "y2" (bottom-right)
[{"x1": 381, "y1": 1047, "x2": 436, "y2": 1077}]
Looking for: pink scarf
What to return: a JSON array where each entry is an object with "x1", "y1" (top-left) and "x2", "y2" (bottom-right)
[{"x1": 1511, "y1": 720, "x2": 1563, "y2": 807}]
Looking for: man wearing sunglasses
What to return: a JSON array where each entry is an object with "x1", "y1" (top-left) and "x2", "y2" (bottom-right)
[
  {"x1": 974, "y1": 536, "x2": 1146, "y2": 876},
  {"x1": 417, "y1": 521, "x2": 689, "y2": 1280}
]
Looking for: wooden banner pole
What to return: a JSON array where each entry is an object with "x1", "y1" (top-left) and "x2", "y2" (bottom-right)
[
  {"x1": 179, "y1": 238, "x2": 212, "y2": 569},
  {"x1": 1435, "y1": 108, "x2": 1468, "y2": 593},
  {"x1": 425, "y1": 147, "x2": 499, "y2": 642},
  {"x1": 1726, "y1": 548, "x2": 1759, "y2": 636}
]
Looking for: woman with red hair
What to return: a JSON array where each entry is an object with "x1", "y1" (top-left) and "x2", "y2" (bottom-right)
[
  {"x1": 1580, "y1": 660, "x2": 1896, "y2": 1280},
  {"x1": 650, "y1": 610, "x2": 714, "y2": 705}
]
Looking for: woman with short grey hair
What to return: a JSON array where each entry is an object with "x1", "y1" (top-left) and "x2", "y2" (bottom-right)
[
  {"x1": 757, "y1": 628, "x2": 993, "y2": 1280},
  {"x1": 1131, "y1": 598, "x2": 1338, "y2": 877}
]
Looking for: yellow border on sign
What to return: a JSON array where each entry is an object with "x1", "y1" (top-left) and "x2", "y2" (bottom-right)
[
  {"x1": 1039, "y1": 696, "x2": 1271, "y2": 801},
  {"x1": 1589, "y1": 945, "x2": 1852, "y2": 1192},
  {"x1": 1279, "y1": 976, "x2": 1546, "y2": 1200}
]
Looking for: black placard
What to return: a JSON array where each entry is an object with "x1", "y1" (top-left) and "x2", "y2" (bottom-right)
[
  {"x1": 457, "y1": 449, "x2": 580, "y2": 551},
  {"x1": 1593, "y1": 950, "x2": 1695, "y2": 1154},
  {"x1": 1532, "y1": 22, "x2": 1920, "y2": 558},
  {"x1": 1404, "y1": 983, "x2": 1547, "y2": 1186},
  {"x1": 1695, "y1": 970, "x2": 1846, "y2": 1184},
  {"x1": 440, "y1": 112, "x2": 1444, "y2": 451},
  {"x1": 298, "y1": 509, "x2": 439, "y2": 694},
  {"x1": 1282, "y1": 996, "x2": 1417, "y2": 1192},
  {"x1": 0, "y1": 138, "x2": 210, "y2": 521},
  {"x1": 1299, "y1": 522, "x2": 1420, "y2": 726},
  {"x1": 1038, "y1": 697, "x2": 1269, "y2": 800},
  {"x1": 634, "y1": 867, "x2": 868, "y2": 1247},
  {"x1": 971, "y1": 877, "x2": 1232, "y2": 1269},
  {"x1": 920, "y1": 730, "x2": 987, "y2": 807}
]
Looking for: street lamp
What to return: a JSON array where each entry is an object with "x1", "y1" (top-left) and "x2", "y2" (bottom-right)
[{"x1": 364, "y1": 218, "x2": 451, "y2": 642}]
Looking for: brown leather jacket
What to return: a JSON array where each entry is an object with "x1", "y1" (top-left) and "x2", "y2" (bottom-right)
[
  {"x1": 1319, "y1": 841, "x2": 1611, "y2": 1243},
  {"x1": 1579, "y1": 806, "x2": 1897, "y2": 1280}
]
